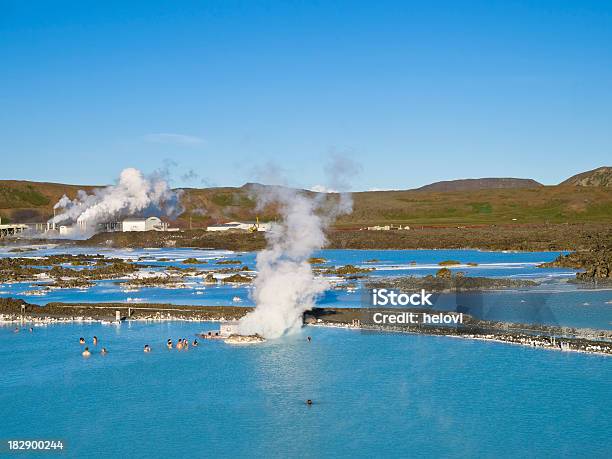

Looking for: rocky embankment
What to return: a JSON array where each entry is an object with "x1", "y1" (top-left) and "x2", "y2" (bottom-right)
[
  {"x1": 306, "y1": 307, "x2": 612, "y2": 355},
  {"x1": 540, "y1": 242, "x2": 611, "y2": 282},
  {"x1": 2, "y1": 299, "x2": 611, "y2": 355},
  {"x1": 368, "y1": 270, "x2": 538, "y2": 292},
  {"x1": 49, "y1": 222, "x2": 611, "y2": 252},
  {"x1": 0, "y1": 298, "x2": 249, "y2": 322}
]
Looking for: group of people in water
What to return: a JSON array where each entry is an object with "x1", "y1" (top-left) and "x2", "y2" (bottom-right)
[
  {"x1": 79, "y1": 335, "x2": 108, "y2": 357},
  {"x1": 142, "y1": 338, "x2": 200, "y2": 352},
  {"x1": 165, "y1": 338, "x2": 198, "y2": 350},
  {"x1": 78, "y1": 335, "x2": 200, "y2": 355}
]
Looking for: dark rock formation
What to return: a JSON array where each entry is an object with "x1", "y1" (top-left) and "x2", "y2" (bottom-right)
[
  {"x1": 540, "y1": 242, "x2": 611, "y2": 281},
  {"x1": 368, "y1": 273, "x2": 538, "y2": 292}
]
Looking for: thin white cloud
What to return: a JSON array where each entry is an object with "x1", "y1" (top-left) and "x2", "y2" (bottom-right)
[
  {"x1": 310, "y1": 184, "x2": 338, "y2": 193},
  {"x1": 144, "y1": 133, "x2": 205, "y2": 146}
]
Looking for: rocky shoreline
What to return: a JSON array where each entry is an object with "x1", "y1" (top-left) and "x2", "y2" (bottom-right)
[
  {"x1": 1, "y1": 298, "x2": 610, "y2": 356},
  {"x1": 367, "y1": 271, "x2": 538, "y2": 292},
  {"x1": 6, "y1": 222, "x2": 604, "y2": 252},
  {"x1": 305, "y1": 307, "x2": 612, "y2": 356},
  {"x1": 539, "y1": 242, "x2": 611, "y2": 282}
]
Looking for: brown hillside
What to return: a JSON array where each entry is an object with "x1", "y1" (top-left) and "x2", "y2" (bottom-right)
[
  {"x1": 560, "y1": 166, "x2": 612, "y2": 187},
  {"x1": 414, "y1": 177, "x2": 542, "y2": 192},
  {"x1": 1, "y1": 174, "x2": 611, "y2": 227}
]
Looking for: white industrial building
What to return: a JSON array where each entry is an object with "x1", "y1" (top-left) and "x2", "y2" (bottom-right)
[
  {"x1": 206, "y1": 221, "x2": 271, "y2": 232},
  {"x1": 121, "y1": 217, "x2": 168, "y2": 232},
  {"x1": 53, "y1": 216, "x2": 172, "y2": 235}
]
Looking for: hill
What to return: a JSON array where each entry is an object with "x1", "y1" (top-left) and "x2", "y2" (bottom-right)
[
  {"x1": 559, "y1": 166, "x2": 612, "y2": 187},
  {"x1": 413, "y1": 178, "x2": 542, "y2": 192},
  {"x1": 0, "y1": 180, "x2": 95, "y2": 224},
  {"x1": 1, "y1": 169, "x2": 611, "y2": 227}
]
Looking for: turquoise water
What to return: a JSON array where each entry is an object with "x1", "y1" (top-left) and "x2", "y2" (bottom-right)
[
  {"x1": 1, "y1": 247, "x2": 611, "y2": 457},
  {"x1": 2, "y1": 247, "x2": 611, "y2": 330},
  {"x1": 1, "y1": 322, "x2": 610, "y2": 458}
]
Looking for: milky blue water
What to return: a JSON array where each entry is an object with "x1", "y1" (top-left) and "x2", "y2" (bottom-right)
[
  {"x1": 0, "y1": 322, "x2": 610, "y2": 458},
  {"x1": 1, "y1": 246, "x2": 611, "y2": 457},
  {"x1": 1, "y1": 246, "x2": 611, "y2": 330}
]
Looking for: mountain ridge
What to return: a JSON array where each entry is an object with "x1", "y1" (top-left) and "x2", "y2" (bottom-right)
[
  {"x1": 413, "y1": 177, "x2": 542, "y2": 192},
  {"x1": 1, "y1": 168, "x2": 611, "y2": 226},
  {"x1": 560, "y1": 166, "x2": 611, "y2": 187}
]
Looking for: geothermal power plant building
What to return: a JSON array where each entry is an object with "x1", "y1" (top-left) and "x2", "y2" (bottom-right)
[
  {"x1": 51, "y1": 216, "x2": 171, "y2": 235},
  {"x1": 120, "y1": 217, "x2": 168, "y2": 232}
]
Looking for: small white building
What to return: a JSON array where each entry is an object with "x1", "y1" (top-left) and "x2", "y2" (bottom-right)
[
  {"x1": 122, "y1": 217, "x2": 168, "y2": 232},
  {"x1": 206, "y1": 221, "x2": 271, "y2": 232}
]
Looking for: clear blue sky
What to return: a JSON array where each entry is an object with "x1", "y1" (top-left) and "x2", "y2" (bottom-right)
[{"x1": 1, "y1": 0, "x2": 611, "y2": 190}]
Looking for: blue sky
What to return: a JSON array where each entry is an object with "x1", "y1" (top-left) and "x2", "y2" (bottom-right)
[{"x1": 1, "y1": 0, "x2": 611, "y2": 190}]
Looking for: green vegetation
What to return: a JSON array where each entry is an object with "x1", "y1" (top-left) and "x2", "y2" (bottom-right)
[
  {"x1": 1, "y1": 173, "x2": 611, "y2": 230},
  {"x1": 183, "y1": 258, "x2": 204, "y2": 264},
  {"x1": 0, "y1": 185, "x2": 50, "y2": 207},
  {"x1": 470, "y1": 202, "x2": 492, "y2": 214},
  {"x1": 323, "y1": 264, "x2": 375, "y2": 275},
  {"x1": 222, "y1": 273, "x2": 252, "y2": 283}
]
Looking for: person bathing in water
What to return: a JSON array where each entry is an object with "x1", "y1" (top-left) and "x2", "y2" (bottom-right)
[
  {"x1": 79, "y1": 337, "x2": 85, "y2": 345},
  {"x1": 93, "y1": 336, "x2": 98, "y2": 346},
  {"x1": 82, "y1": 347, "x2": 91, "y2": 357},
  {"x1": 143, "y1": 344, "x2": 151, "y2": 353},
  {"x1": 167, "y1": 339, "x2": 173, "y2": 349},
  {"x1": 101, "y1": 348, "x2": 108, "y2": 355}
]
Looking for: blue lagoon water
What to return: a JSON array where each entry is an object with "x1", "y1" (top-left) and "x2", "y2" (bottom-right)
[
  {"x1": 1, "y1": 246, "x2": 611, "y2": 457},
  {"x1": 1, "y1": 247, "x2": 611, "y2": 329},
  {"x1": 0, "y1": 322, "x2": 610, "y2": 458}
]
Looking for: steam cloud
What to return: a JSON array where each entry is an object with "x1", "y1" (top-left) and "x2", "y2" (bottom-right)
[
  {"x1": 239, "y1": 156, "x2": 358, "y2": 339},
  {"x1": 49, "y1": 167, "x2": 182, "y2": 238}
]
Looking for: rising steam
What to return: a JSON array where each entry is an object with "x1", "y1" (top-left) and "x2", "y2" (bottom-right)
[
  {"x1": 239, "y1": 156, "x2": 357, "y2": 339},
  {"x1": 49, "y1": 167, "x2": 182, "y2": 238}
]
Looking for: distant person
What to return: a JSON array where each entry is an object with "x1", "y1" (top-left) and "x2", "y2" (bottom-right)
[
  {"x1": 192, "y1": 339, "x2": 198, "y2": 347},
  {"x1": 183, "y1": 339, "x2": 189, "y2": 350},
  {"x1": 144, "y1": 344, "x2": 151, "y2": 353},
  {"x1": 93, "y1": 336, "x2": 98, "y2": 346},
  {"x1": 307, "y1": 336, "x2": 312, "y2": 342},
  {"x1": 167, "y1": 339, "x2": 173, "y2": 349},
  {"x1": 101, "y1": 347, "x2": 108, "y2": 355},
  {"x1": 82, "y1": 347, "x2": 91, "y2": 357},
  {"x1": 306, "y1": 399, "x2": 313, "y2": 406},
  {"x1": 177, "y1": 339, "x2": 183, "y2": 350},
  {"x1": 29, "y1": 327, "x2": 33, "y2": 333},
  {"x1": 13, "y1": 327, "x2": 19, "y2": 333},
  {"x1": 79, "y1": 337, "x2": 85, "y2": 344}
]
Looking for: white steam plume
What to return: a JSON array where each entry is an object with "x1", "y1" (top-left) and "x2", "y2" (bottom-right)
[
  {"x1": 239, "y1": 156, "x2": 358, "y2": 339},
  {"x1": 49, "y1": 167, "x2": 182, "y2": 238}
]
